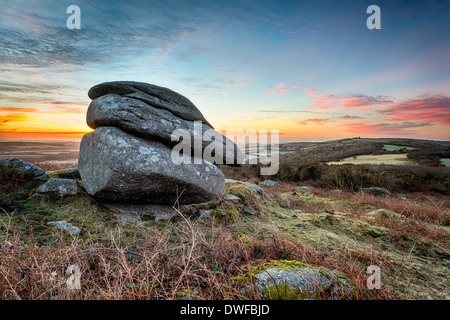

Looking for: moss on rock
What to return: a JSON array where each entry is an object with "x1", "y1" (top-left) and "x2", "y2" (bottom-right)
[{"x1": 239, "y1": 260, "x2": 355, "y2": 300}]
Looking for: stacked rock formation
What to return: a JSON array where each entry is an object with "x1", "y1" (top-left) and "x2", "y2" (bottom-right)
[{"x1": 78, "y1": 81, "x2": 243, "y2": 220}]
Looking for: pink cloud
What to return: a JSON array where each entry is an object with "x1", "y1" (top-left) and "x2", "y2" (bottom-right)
[
  {"x1": 0, "y1": 107, "x2": 39, "y2": 112},
  {"x1": 378, "y1": 95, "x2": 450, "y2": 126},
  {"x1": 267, "y1": 83, "x2": 290, "y2": 96},
  {"x1": 305, "y1": 89, "x2": 392, "y2": 110},
  {"x1": 338, "y1": 122, "x2": 431, "y2": 135},
  {"x1": 304, "y1": 87, "x2": 316, "y2": 96},
  {"x1": 340, "y1": 115, "x2": 365, "y2": 120},
  {"x1": 298, "y1": 118, "x2": 336, "y2": 125}
]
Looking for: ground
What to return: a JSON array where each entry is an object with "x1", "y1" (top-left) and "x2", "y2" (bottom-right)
[{"x1": 1, "y1": 169, "x2": 448, "y2": 300}]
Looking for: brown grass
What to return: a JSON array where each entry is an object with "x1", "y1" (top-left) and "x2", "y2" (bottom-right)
[{"x1": 0, "y1": 206, "x2": 388, "y2": 300}]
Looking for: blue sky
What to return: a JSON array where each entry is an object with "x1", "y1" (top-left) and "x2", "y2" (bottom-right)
[{"x1": 0, "y1": 0, "x2": 449, "y2": 141}]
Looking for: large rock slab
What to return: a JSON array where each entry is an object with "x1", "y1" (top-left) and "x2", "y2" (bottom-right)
[
  {"x1": 86, "y1": 94, "x2": 243, "y2": 165},
  {"x1": 87, "y1": 81, "x2": 212, "y2": 126},
  {"x1": 78, "y1": 126, "x2": 225, "y2": 204},
  {"x1": 0, "y1": 158, "x2": 50, "y2": 181}
]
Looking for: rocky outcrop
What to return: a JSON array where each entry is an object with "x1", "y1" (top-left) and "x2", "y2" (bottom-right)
[
  {"x1": 86, "y1": 93, "x2": 242, "y2": 164},
  {"x1": 79, "y1": 81, "x2": 242, "y2": 220},
  {"x1": 0, "y1": 158, "x2": 50, "y2": 181},
  {"x1": 79, "y1": 126, "x2": 224, "y2": 204}
]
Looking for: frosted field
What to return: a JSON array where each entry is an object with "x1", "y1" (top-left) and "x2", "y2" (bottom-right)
[
  {"x1": 382, "y1": 144, "x2": 416, "y2": 151},
  {"x1": 327, "y1": 154, "x2": 411, "y2": 165}
]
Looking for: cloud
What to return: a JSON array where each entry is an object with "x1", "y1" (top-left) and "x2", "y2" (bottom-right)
[
  {"x1": 0, "y1": 107, "x2": 40, "y2": 112},
  {"x1": 302, "y1": 87, "x2": 450, "y2": 128},
  {"x1": 0, "y1": 113, "x2": 38, "y2": 123},
  {"x1": 298, "y1": 118, "x2": 336, "y2": 125},
  {"x1": 0, "y1": 105, "x2": 85, "y2": 116},
  {"x1": 340, "y1": 115, "x2": 365, "y2": 120},
  {"x1": 229, "y1": 116, "x2": 278, "y2": 122},
  {"x1": 304, "y1": 87, "x2": 392, "y2": 110},
  {"x1": 256, "y1": 109, "x2": 323, "y2": 115},
  {"x1": 304, "y1": 87, "x2": 316, "y2": 96},
  {"x1": 0, "y1": 81, "x2": 62, "y2": 93},
  {"x1": 378, "y1": 95, "x2": 450, "y2": 126},
  {"x1": 281, "y1": 27, "x2": 306, "y2": 35},
  {"x1": 338, "y1": 122, "x2": 432, "y2": 135},
  {"x1": 48, "y1": 106, "x2": 86, "y2": 115},
  {"x1": 0, "y1": 1, "x2": 200, "y2": 68},
  {"x1": 267, "y1": 83, "x2": 290, "y2": 96}
]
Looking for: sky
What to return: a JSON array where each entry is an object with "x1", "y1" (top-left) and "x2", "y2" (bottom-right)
[{"x1": 0, "y1": 0, "x2": 449, "y2": 142}]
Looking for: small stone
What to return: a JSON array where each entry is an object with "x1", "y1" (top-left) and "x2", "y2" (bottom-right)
[
  {"x1": 367, "y1": 209, "x2": 403, "y2": 218},
  {"x1": 199, "y1": 210, "x2": 211, "y2": 219},
  {"x1": 38, "y1": 178, "x2": 79, "y2": 197},
  {"x1": 242, "y1": 182, "x2": 264, "y2": 196},
  {"x1": 319, "y1": 212, "x2": 332, "y2": 220},
  {"x1": 298, "y1": 186, "x2": 312, "y2": 194},
  {"x1": 243, "y1": 207, "x2": 255, "y2": 216},
  {"x1": 363, "y1": 187, "x2": 390, "y2": 198},
  {"x1": 223, "y1": 194, "x2": 241, "y2": 201},
  {"x1": 48, "y1": 221, "x2": 80, "y2": 235},
  {"x1": 294, "y1": 209, "x2": 303, "y2": 214},
  {"x1": 263, "y1": 180, "x2": 278, "y2": 187}
]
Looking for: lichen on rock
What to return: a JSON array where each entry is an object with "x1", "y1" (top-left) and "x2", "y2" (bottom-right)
[{"x1": 240, "y1": 260, "x2": 355, "y2": 300}]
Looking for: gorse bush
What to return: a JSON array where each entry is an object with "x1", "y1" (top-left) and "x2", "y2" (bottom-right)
[{"x1": 222, "y1": 163, "x2": 449, "y2": 193}]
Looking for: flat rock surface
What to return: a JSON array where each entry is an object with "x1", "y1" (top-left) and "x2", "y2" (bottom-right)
[{"x1": 88, "y1": 81, "x2": 211, "y2": 126}]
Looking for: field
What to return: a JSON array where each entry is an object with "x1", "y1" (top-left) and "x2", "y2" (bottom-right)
[
  {"x1": 327, "y1": 154, "x2": 411, "y2": 166},
  {"x1": 382, "y1": 144, "x2": 416, "y2": 152},
  {"x1": 440, "y1": 158, "x2": 450, "y2": 167}
]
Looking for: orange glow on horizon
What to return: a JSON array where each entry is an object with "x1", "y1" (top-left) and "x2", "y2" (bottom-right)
[{"x1": 0, "y1": 131, "x2": 91, "y2": 141}]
